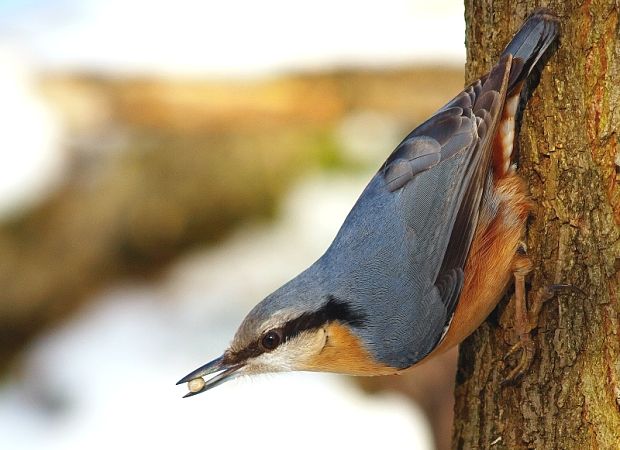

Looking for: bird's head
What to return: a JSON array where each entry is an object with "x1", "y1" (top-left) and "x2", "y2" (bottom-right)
[{"x1": 177, "y1": 283, "x2": 398, "y2": 397}]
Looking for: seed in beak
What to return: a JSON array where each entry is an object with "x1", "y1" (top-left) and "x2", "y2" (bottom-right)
[{"x1": 188, "y1": 377, "x2": 206, "y2": 393}]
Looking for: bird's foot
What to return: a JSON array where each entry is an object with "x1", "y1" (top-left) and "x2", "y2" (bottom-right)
[
  {"x1": 502, "y1": 284, "x2": 554, "y2": 384},
  {"x1": 501, "y1": 245, "x2": 553, "y2": 385}
]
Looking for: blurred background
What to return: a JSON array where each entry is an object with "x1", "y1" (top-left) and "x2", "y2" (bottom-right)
[{"x1": 0, "y1": 1, "x2": 465, "y2": 449}]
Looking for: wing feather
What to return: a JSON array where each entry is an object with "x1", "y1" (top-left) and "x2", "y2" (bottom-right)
[{"x1": 380, "y1": 55, "x2": 512, "y2": 318}]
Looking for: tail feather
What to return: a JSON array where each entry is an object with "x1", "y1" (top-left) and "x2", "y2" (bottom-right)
[
  {"x1": 489, "y1": 9, "x2": 559, "y2": 177},
  {"x1": 501, "y1": 8, "x2": 560, "y2": 94}
]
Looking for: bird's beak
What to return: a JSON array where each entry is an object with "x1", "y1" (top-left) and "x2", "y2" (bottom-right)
[{"x1": 176, "y1": 355, "x2": 243, "y2": 398}]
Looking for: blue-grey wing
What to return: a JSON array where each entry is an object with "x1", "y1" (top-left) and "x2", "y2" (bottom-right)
[{"x1": 381, "y1": 56, "x2": 511, "y2": 320}]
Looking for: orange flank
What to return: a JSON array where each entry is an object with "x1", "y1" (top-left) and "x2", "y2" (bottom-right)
[{"x1": 429, "y1": 171, "x2": 532, "y2": 357}]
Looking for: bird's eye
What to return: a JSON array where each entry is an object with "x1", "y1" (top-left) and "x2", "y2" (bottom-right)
[{"x1": 260, "y1": 330, "x2": 282, "y2": 351}]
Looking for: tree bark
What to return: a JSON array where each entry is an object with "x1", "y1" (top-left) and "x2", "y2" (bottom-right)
[{"x1": 454, "y1": 1, "x2": 620, "y2": 449}]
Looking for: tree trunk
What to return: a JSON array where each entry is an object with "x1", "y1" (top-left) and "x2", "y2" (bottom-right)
[{"x1": 454, "y1": 1, "x2": 620, "y2": 449}]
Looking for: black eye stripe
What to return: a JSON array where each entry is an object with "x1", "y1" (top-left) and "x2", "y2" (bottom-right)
[
  {"x1": 225, "y1": 341, "x2": 261, "y2": 363},
  {"x1": 226, "y1": 296, "x2": 366, "y2": 364},
  {"x1": 282, "y1": 296, "x2": 366, "y2": 342}
]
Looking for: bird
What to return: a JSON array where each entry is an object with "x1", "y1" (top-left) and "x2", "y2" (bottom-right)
[{"x1": 177, "y1": 9, "x2": 560, "y2": 397}]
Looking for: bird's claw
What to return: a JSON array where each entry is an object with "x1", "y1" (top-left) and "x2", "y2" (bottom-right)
[
  {"x1": 548, "y1": 283, "x2": 585, "y2": 298},
  {"x1": 502, "y1": 334, "x2": 536, "y2": 384},
  {"x1": 501, "y1": 282, "x2": 583, "y2": 385}
]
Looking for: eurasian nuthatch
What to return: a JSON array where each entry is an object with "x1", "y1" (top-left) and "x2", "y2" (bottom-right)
[{"x1": 178, "y1": 9, "x2": 559, "y2": 397}]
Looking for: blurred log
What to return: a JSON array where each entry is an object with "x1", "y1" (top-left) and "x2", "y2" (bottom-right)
[
  {"x1": 0, "y1": 67, "x2": 462, "y2": 374},
  {"x1": 0, "y1": 126, "x2": 323, "y2": 370}
]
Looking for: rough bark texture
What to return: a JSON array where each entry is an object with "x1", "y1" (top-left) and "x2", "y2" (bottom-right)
[{"x1": 454, "y1": 1, "x2": 620, "y2": 449}]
